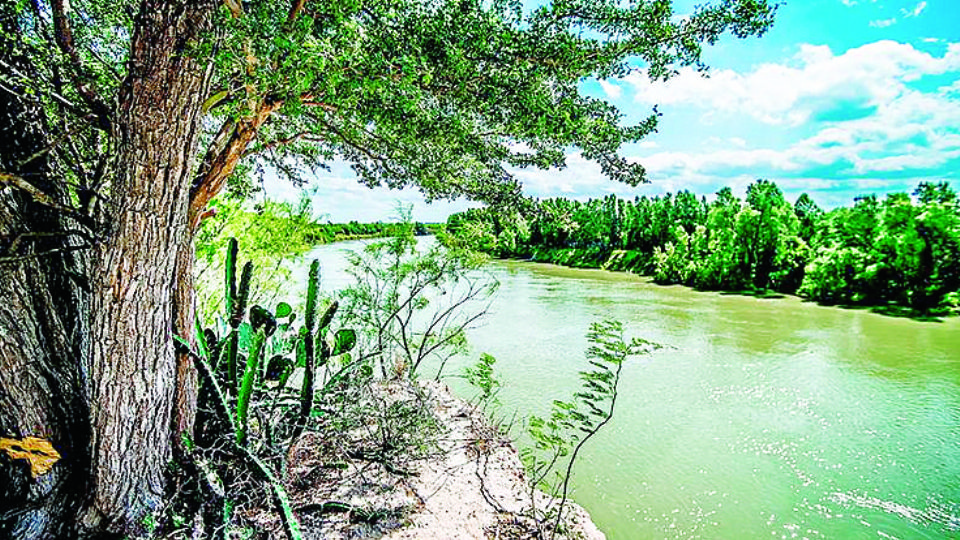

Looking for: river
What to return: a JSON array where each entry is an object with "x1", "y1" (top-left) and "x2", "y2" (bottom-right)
[{"x1": 302, "y1": 239, "x2": 960, "y2": 539}]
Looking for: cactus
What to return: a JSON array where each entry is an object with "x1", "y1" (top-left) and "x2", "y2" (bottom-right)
[
  {"x1": 222, "y1": 238, "x2": 255, "y2": 396},
  {"x1": 191, "y1": 239, "x2": 347, "y2": 539},
  {"x1": 304, "y1": 260, "x2": 321, "y2": 331},
  {"x1": 292, "y1": 262, "x2": 323, "y2": 441},
  {"x1": 236, "y1": 327, "x2": 264, "y2": 446},
  {"x1": 318, "y1": 300, "x2": 338, "y2": 335},
  {"x1": 232, "y1": 261, "x2": 253, "y2": 328},
  {"x1": 265, "y1": 355, "x2": 292, "y2": 381},
  {"x1": 332, "y1": 328, "x2": 356, "y2": 356},
  {"x1": 238, "y1": 445, "x2": 303, "y2": 540},
  {"x1": 224, "y1": 331, "x2": 239, "y2": 396},
  {"x1": 224, "y1": 238, "x2": 238, "y2": 318}
]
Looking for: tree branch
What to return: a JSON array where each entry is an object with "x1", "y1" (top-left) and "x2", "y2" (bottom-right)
[
  {"x1": 287, "y1": 0, "x2": 308, "y2": 25},
  {"x1": 242, "y1": 131, "x2": 322, "y2": 158},
  {"x1": 0, "y1": 172, "x2": 93, "y2": 227},
  {"x1": 188, "y1": 99, "x2": 282, "y2": 227},
  {"x1": 50, "y1": 0, "x2": 112, "y2": 131}
]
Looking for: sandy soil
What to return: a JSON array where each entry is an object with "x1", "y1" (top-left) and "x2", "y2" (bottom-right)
[
  {"x1": 383, "y1": 381, "x2": 605, "y2": 540},
  {"x1": 247, "y1": 380, "x2": 605, "y2": 540}
]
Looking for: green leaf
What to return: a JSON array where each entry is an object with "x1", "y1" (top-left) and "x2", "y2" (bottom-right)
[
  {"x1": 332, "y1": 328, "x2": 356, "y2": 356},
  {"x1": 276, "y1": 302, "x2": 293, "y2": 318}
]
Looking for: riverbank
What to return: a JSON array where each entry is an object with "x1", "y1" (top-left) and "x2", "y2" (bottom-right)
[
  {"x1": 525, "y1": 246, "x2": 648, "y2": 273},
  {"x1": 384, "y1": 381, "x2": 604, "y2": 540},
  {"x1": 245, "y1": 380, "x2": 605, "y2": 539},
  {"x1": 517, "y1": 246, "x2": 958, "y2": 319}
]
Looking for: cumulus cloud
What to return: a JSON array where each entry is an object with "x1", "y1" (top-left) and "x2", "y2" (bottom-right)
[
  {"x1": 628, "y1": 85, "x2": 960, "y2": 183},
  {"x1": 504, "y1": 59, "x2": 960, "y2": 203},
  {"x1": 626, "y1": 40, "x2": 960, "y2": 126},
  {"x1": 616, "y1": 42, "x2": 960, "y2": 196},
  {"x1": 598, "y1": 79, "x2": 622, "y2": 100}
]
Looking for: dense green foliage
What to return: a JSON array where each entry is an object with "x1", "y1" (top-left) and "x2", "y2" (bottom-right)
[
  {"x1": 6, "y1": 0, "x2": 777, "y2": 215},
  {"x1": 446, "y1": 181, "x2": 960, "y2": 314}
]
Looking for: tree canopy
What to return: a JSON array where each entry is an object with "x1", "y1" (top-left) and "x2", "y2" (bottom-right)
[
  {"x1": 7, "y1": 0, "x2": 776, "y2": 218},
  {"x1": 446, "y1": 181, "x2": 960, "y2": 314}
]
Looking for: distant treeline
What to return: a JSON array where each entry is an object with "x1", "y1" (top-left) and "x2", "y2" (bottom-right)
[
  {"x1": 444, "y1": 180, "x2": 960, "y2": 314},
  {"x1": 307, "y1": 219, "x2": 436, "y2": 243}
]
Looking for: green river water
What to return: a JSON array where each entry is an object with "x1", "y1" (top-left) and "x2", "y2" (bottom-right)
[{"x1": 305, "y1": 240, "x2": 960, "y2": 539}]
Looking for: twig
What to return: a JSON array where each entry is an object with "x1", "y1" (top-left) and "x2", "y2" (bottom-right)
[{"x1": 0, "y1": 172, "x2": 95, "y2": 228}]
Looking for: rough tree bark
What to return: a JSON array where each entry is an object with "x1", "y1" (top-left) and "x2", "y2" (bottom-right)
[
  {"x1": 80, "y1": 1, "x2": 217, "y2": 535},
  {"x1": 0, "y1": 7, "x2": 91, "y2": 538},
  {"x1": 1, "y1": 1, "x2": 217, "y2": 537}
]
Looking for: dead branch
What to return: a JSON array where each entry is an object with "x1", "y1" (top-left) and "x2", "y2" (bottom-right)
[{"x1": 1, "y1": 172, "x2": 82, "y2": 218}]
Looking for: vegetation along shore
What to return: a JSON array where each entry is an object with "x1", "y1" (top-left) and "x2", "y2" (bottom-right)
[{"x1": 444, "y1": 180, "x2": 960, "y2": 318}]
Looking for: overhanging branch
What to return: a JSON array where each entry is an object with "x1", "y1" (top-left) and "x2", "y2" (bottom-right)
[
  {"x1": 0, "y1": 172, "x2": 94, "y2": 228},
  {"x1": 188, "y1": 99, "x2": 283, "y2": 227}
]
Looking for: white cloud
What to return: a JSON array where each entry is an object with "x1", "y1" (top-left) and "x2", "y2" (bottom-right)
[
  {"x1": 870, "y1": 17, "x2": 898, "y2": 28},
  {"x1": 626, "y1": 40, "x2": 960, "y2": 126},
  {"x1": 620, "y1": 70, "x2": 960, "y2": 188},
  {"x1": 505, "y1": 70, "x2": 960, "y2": 202},
  {"x1": 902, "y1": 1, "x2": 927, "y2": 17},
  {"x1": 866, "y1": 1, "x2": 925, "y2": 28},
  {"x1": 598, "y1": 79, "x2": 622, "y2": 100}
]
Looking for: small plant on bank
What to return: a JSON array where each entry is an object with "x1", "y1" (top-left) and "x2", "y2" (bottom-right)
[
  {"x1": 339, "y1": 205, "x2": 498, "y2": 380},
  {"x1": 170, "y1": 237, "x2": 356, "y2": 539},
  {"x1": 521, "y1": 319, "x2": 661, "y2": 539},
  {"x1": 464, "y1": 352, "x2": 502, "y2": 414}
]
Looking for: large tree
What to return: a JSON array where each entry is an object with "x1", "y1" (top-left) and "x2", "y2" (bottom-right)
[{"x1": 0, "y1": 0, "x2": 776, "y2": 536}]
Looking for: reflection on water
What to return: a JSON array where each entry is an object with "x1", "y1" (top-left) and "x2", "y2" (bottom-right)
[{"x1": 299, "y1": 245, "x2": 960, "y2": 540}]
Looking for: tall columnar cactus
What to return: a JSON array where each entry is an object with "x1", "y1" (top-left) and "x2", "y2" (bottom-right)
[
  {"x1": 292, "y1": 260, "x2": 334, "y2": 441},
  {"x1": 224, "y1": 238, "x2": 238, "y2": 318},
  {"x1": 221, "y1": 238, "x2": 254, "y2": 397}
]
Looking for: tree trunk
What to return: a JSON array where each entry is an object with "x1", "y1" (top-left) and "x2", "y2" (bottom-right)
[
  {"x1": 2, "y1": 1, "x2": 215, "y2": 537},
  {"x1": 0, "y1": 6, "x2": 91, "y2": 538},
  {"x1": 81, "y1": 1, "x2": 215, "y2": 535}
]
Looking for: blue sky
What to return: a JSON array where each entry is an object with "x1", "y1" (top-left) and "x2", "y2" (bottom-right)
[{"x1": 265, "y1": 0, "x2": 960, "y2": 222}]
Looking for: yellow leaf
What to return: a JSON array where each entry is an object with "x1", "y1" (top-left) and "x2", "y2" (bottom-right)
[{"x1": 0, "y1": 436, "x2": 61, "y2": 478}]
